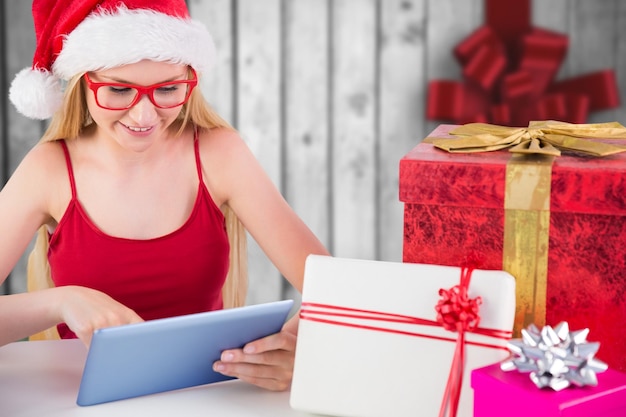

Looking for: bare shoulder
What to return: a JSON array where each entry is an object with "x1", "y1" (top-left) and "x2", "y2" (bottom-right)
[
  {"x1": 195, "y1": 126, "x2": 262, "y2": 204},
  {"x1": 12, "y1": 140, "x2": 67, "y2": 185},
  {"x1": 196, "y1": 126, "x2": 258, "y2": 172},
  {"x1": 0, "y1": 140, "x2": 69, "y2": 227},
  {"x1": 197, "y1": 126, "x2": 248, "y2": 156}
]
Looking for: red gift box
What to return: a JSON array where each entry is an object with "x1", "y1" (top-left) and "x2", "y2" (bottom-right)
[
  {"x1": 399, "y1": 124, "x2": 626, "y2": 372},
  {"x1": 471, "y1": 363, "x2": 626, "y2": 416}
]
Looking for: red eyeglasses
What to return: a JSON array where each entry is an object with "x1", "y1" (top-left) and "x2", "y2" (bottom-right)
[{"x1": 84, "y1": 68, "x2": 198, "y2": 110}]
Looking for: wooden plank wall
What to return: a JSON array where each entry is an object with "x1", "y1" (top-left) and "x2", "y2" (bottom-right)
[{"x1": 1, "y1": 0, "x2": 625, "y2": 306}]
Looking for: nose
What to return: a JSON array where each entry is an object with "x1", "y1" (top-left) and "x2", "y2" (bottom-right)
[{"x1": 127, "y1": 94, "x2": 158, "y2": 125}]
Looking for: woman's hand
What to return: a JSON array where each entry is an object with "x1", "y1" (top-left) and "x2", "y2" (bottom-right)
[
  {"x1": 213, "y1": 315, "x2": 299, "y2": 391},
  {"x1": 55, "y1": 286, "x2": 144, "y2": 347}
]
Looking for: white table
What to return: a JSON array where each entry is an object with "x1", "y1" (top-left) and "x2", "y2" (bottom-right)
[{"x1": 0, "y1": 340, "x2": 316, "y2": 417}]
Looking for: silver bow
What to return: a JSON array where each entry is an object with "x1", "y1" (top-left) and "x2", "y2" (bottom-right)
[{"x1": 500, "y1": 322, "x2": 608, "y2": 391}]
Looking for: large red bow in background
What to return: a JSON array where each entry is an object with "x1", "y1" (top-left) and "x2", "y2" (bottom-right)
[{"x1": 427, "y1": 0, "x2": 620, "y2": 126}]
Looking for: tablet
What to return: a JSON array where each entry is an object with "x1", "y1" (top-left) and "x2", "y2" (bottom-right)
[{"x1": 76, "y1": 299, "x2": 294, "y2": 406}]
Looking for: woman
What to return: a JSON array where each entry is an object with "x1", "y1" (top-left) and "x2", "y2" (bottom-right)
[{"x1": 0, "y1": 0, "x2": 329, "y2": 391}]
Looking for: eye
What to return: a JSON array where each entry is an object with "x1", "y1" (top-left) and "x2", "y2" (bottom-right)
[
  {"x1": 107, "y1": 86, "x2": 134, "y2": 95},
  {"x1": 156, "y1": 85, "x2": 180, "y2": 94}
]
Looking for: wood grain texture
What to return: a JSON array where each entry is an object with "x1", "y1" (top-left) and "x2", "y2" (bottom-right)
[
  {"x1": 236, "y1": 0, "x2": 284, "y2": 304},
  {"x1": 331, "y1": 0, "x2": 377, "y2": 259},
  {"x1": 0, "y1": 0, "x2": 6, "y2": 295},
  {"x1": 425, "y1": 0, "x2": 483, "y2": 134},
  {"x1": 379, "y1": 0, "x2": 427, "y2": 262},
  {"x1": 617, "y1": 0, "x2": 626, "y2": 124},
  {"x1": 282, "y1": 0, "x2": 331, "y2": 305},
  {"x1": 565, "y1": 0, "x2": 619, "y2": 123},
  {"x1": 4, "y1": 0, "x2": 41, "y2": 295},
  {"x1": 187, "y1": 0, "x2": 235, "y2": 124}
]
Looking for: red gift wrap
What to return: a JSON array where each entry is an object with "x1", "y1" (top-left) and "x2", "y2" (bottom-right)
[
  {"x1": 471, "y1": 363, "x2": 626, "y2": 417},
  {"x1": 399, "y1": 124, "x2": 626, "y2": 372}
]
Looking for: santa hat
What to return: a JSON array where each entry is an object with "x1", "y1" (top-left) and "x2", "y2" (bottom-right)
[{"x1": 9, "y1": 0, "x2": 216, "y2": 120}]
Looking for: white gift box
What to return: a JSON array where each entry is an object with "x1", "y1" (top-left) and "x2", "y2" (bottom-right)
[{"x1": 290, "y1": 255, "x2": 516, "y2": 417}]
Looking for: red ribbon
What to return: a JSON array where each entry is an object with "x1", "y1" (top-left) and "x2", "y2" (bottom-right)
[
  {"x1": 426, "y1": 0, "x2": 620, "y2": 126},
  {"x1": 549, "y1": 70, "x2": 620, "y2": 111},
  {"x1": 299, "y1": 267, "x2": 512, "y2": 417},
  {"x1": 485, "y1": 0, "x2": 531, "y2": 62},
  {"x1": 435, "y1": 267, "x2": 480, "y2": 417}
]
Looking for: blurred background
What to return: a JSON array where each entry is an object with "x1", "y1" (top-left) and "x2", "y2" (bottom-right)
[{"x1": 1, "y1": 0, "x2": 625, "y2": 306}]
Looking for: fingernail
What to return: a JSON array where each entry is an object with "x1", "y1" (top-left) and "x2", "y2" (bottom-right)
[
  {"x1": 222, "y1": 352, "x2": 234, "y2": 361},
  {"x1": 214, "y1": 363, "x2": 225, "y2": 372},
  {"x1": 243, "y1": 345, "x2": 255, "y2": 354}
]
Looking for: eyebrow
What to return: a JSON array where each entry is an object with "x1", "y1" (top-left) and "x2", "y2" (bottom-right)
[{"x1": 93, "y1": 72, "x2": 188, "y2": 85}]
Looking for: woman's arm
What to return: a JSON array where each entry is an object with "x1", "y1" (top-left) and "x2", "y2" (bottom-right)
[
  {"x1": 0, "y1": 285, "x2": 144, "y2": 347},
  {"x1": 0, "y1": 143, "x2": 60, "y2": 345},
  {"x1": 201, "y1": 128, "x2": 330, "y2": 291},
  {"x1": 200, "y1": 128, "x2": 329, "y2": 390},
  {"x1": 0, "y1": 143, "x2": 143, "y2": 346}
]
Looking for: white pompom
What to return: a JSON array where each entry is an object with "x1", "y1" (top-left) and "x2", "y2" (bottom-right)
[{"x1": 9, "y1": 68, "x2": 64, "y2": 120}]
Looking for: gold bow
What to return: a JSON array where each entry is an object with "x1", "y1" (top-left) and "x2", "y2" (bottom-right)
[{"x1": 426, "y1": 121, "x2": 626, "y2": 157}]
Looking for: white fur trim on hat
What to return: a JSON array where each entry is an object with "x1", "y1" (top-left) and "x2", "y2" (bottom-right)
[
  {"x1": 9, "y1": 67, "x2": 64, "y2": 120},
  {"x1": 53, "y1": 6, "x2": 216, "y2": 80}
]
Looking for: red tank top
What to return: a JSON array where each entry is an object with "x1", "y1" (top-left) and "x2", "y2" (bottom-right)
[{"x1": 48, "y1": 132, "x2": 230, "y2": 339}]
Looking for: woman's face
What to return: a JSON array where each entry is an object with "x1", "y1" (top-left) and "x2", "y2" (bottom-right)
[{"x1": 84, "y1": 60, "x2": 192, "y2": 151}]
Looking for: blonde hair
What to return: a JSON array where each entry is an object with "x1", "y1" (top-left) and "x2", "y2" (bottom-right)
[{"x1": 28, "y1": 72, "x2": 248, "y2": 340}]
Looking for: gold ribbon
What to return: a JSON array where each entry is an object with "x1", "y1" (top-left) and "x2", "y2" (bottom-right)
[
  {"x1": 503, "y1": 155, "x2": 553, "y2": 336},
  {"x1": 425, "y1": 121, "x2": 626, "y2": 157}
]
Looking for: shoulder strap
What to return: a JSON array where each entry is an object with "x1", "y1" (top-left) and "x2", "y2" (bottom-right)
[
  {"x1": 58, "y1": 140, "x2": 77, "y2": 199},
  {"x1": 193, "y1": 127, "x2": 205, "y2": 185}
]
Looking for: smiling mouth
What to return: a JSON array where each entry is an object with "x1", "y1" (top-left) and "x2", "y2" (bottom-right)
[{"x1": 122, "y1": 123, "x2": 152, "y2": 133}]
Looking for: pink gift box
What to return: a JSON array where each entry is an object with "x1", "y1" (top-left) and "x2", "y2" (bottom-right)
[{"x1": 471, "y1": 363, "x2": 626, "y2": 417}]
